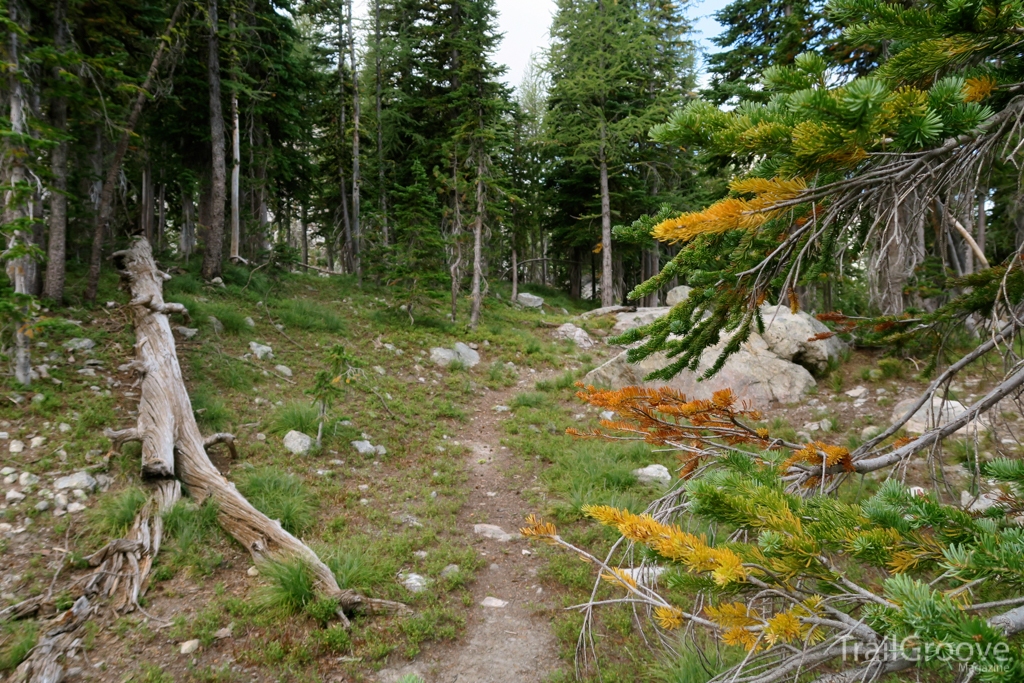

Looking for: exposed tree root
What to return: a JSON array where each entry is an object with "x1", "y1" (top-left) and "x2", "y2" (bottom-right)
[{"x1": 3, "y1": 238, "x2": 407, "y2": 682}]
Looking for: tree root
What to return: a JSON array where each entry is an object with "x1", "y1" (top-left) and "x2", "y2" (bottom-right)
[{"x1": 4, "y1": 238, "x2": 408, "y2": 682}]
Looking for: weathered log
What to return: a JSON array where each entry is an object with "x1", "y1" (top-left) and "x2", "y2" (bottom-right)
[{"x1": 6, "y1": 238, "x2": 405, "y2": 682}]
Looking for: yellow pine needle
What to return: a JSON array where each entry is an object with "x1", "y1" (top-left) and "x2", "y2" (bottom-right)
[{"x1": 654, "y1": 606, "x2": 685, "y2": 630}]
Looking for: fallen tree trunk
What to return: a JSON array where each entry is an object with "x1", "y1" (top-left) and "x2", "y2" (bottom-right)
[{"x1": 7, "y1": 238, "x2": 405, "y2": 681}]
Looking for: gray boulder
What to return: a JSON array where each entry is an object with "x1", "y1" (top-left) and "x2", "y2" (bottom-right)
[
  {"x1": 208, "y1": 316, "x2": 225, "y2": 334},
  {"x1": 516, "y1": 292, "x2": 544, "y2": 308},
  {"x1": 248, "y1": 341, "x2": 274, "y2": 360},
  {"x1": 63, "y1": 338, "x2": 95, "y2": 352},
  {"x1": 759, "y1": 305, "x2": 845, "y2": 375},
  {"x1": 283, "y1": 430, "x2": 313, "y2": 455},
  {"x1": 584, "y1": 332, "x2": 815, "y2": 406},
  {"x1": 175, "y1": 326, "x2": 199, "y2": 340},
  {"x1": 553, "y1": 323, "x2": 596, "y2": 349},
  {"x1": 611, "y1": 307, "x2": 671, "y2": 335},
  {"x1": 430, "y1": 342, "x2": 480, "y2": 368},
  {"x1": 633, "y1": 464, "x2": 672, "y2": 486},
  {"x1": 54, "y1": 471, "x2": 97, "y2": 492},
  {"x1": 665, "y1": 286, "x2": 692, "y2": 307},
  {"x1": 891, "y1": 397, "x2": 983, "y2": 435}
]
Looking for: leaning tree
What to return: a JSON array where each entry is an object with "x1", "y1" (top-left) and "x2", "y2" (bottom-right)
[{"x1": 524, "y1": 1, "x2": 1024, "y2": 681}]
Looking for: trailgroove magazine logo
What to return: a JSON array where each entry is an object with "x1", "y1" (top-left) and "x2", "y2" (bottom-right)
[{"x1": 838, "y1": 636, "x2": 1012, "y2": 673}]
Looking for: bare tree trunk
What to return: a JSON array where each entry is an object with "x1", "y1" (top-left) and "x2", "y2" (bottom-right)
[
  {"x1": 469, "y1": 152, "x2": 485, "y2": 328},
  {"x1": 43, "y1": 0, "x2": 69, "y2": 302},
  {"x1": 180, "y1": 190, "x2": 196, "y2": 261},
  {"x1": 84, "y1": 0, "x2": 184, "y2": 301},
  {"x1": 348, "y1": 0, "x2": 361, "y2": 281},
  {"x1": 5, "y1": 3, "x2": 31, "y2": 386},
  {"x1": 202, "y1": 0, "x2": 227, "y2": 280},
  {"x1": 338, "y1": 8, "x2": 352, "y2": 272},
  {"x1": 511, "y1": 246, "x2": 518, "y2": 301},
  {"x1": 300, "y1": 203, "x2": 308, "y2": 267},
  {"x1": 599, "y1": 123, "x2": 613, "y2": 307},
  {"x1": 228, "y1": 10, "x2": 241, "y2": 263},
  {"x1": 450, "y1": 157, "x2": 462, "y2": 323},
  {"x1": 375, "y1": 0, "x2": 387, "y2": 246},
  {"x1": 157, "y1": 181, "x2": 166, "y2": 251},
  {"x1": 140, "y1": 164, "x2": 154, "y2": 242}
]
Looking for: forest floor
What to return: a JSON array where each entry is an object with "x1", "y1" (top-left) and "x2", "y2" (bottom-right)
[{"x1": 2, "y1": 260, "x2": 1019, "y2": 683}]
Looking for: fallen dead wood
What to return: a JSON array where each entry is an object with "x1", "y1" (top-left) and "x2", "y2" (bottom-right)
[{"x1": 5, "y1": 238, "x2": 406, "y2": 682}]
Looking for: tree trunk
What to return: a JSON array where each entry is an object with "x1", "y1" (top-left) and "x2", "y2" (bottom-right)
[
  {"x1": 511, "y1": 246, "x2": 518, "y2": 301},
  {"x1": 599, "y1": 124, "x2": 614, "y2": 307},
  {"x1": 84, "y1": 0, "x2": 185, "y2": 301},
  {"x1": 469, "y1": 152, "x2": 485, "y2": 328},
  {"x1": 180, "y1": 190, "x2": 196, "y2": 260},
  {"x1": 375, "y1": 0, "x2": 387, "y2": 247},
  {"x1": 43, "y1": 0, "x2": 69, "y2": 302},
  {"x1": 338, "y1": 8, "x2": 353, "y2": 273},
  {"x1": 300, "y1": 203, "x2": 308, "y2": 267},
  {"x1": 5, "y1": 6, "x2": 31, "y2": 385},
  {"x1": 450, "y1": 157, "x2": 462, "y2": 323},
  {"x1": 348, "y1": 0, "x2": 361, "y2": 281},
  {"x1": 6, "y1": 239, "x2": 407, "y2": 681},
  {"x1": 228, "y1": 10, "x2": 241, "y2": 262},
  {"x1": 140, "y1": 164, "x2": 153, "y2": 242},
  {"x1": 202, "y1": 0, "x2": 227, "y2": 281},
  {"x1": 157, "y1": 181, "x2": 166, "y2": 251}
]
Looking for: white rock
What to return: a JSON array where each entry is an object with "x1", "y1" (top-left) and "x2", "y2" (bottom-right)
[
  {"x1": 0, "y1": 467, "x2": 14, "y2": 476},
  {"x1": 845, "y1": 386, "x2": 868, "y2": 399},
  {"x1": 961, "y1": 490, "x2": 1003, "y2": 513},
  {"x1": 375, "y1": 444, "x2": 387, "y2": 456},
  {"x1": 29, "y1": 436, "x2": 45, "y2": 449},
  {"x1": 207, "y1": 316, "x2": 225, "y2": 334},
  {"x1": 55, "y1": 493, "x2": 68, "y2": 507},
  {"x1": 633, "y1": 464, "x2": 672, "y2": 486},
  {"x1": 665, "y1": 286, "x2": 693, "y2": 307},
  {"x1": 9, "y1": 440, "x2": 24, "y2": 454},
  {"x1": 72, "y1": 489, "x2": 86, "y2": 499},
  {"x1": 611, "y1": 307, "x2": 671, "y2": 335},
  {"x1": 758, "y1": 305, "x2": 846, "y2": 375},
  {"x1": 256, "y1": 433, "x2": 266, "y2": 441},
  {"x1": 481, "y1": 596, "x2": 508, "y2": 608},
  {"x1": 585, "y1": 331, "x2": 815, "y2": 407},
  {"x1": 35, "y1": 500, "x2": 50, "y2": 512},
  {"x1": 473, "y1": 523, "x2": 513, "y2": 542},
  {"x1": 175, "y1": 327, "x2": 199, "y2": 340},
  {"x1": 18, "y1": 472, "x2": 38, "y2": 487},
  {"x1": 413, "y1": 550, "x2": 429, "y2": 559},
  {"x1": 3, "y1": 474, "x2": 16, "y2": 485},
  {"x1": 63, "y1": 338, "x2": 96, "y2": 352},
  {"x1": 66, "y1": 502, "x2": 86, "y2": 513},
  {"x1": 273, "y1": 364, "x2": 293, "y2": 377},
  {"x1": 249, "y1": 342, "x2": 274, "y2": 360},
  {"x1": 180, "y1": 640, "x2": 200, "y2": 655},
  {"x1": 515, "y1": 292, "x2": 544, "y2": 308},
  {"x1": 244, "y1": 316, "x2": 256, "y2": 328},
  {"x1": 283, "y1": 430, "x2": 313, "y2": 455},
  {"x1": 351, "y1": 440, "x2": 377, "y2": 456},
  {"x1": 0, "y1": 433, "x2": 7, "y2": 440},
  {"x1": 58, "y1": 423, "x2": 71, "y2": 433},
  {"x1": 0, "y1": 523, "x2": 11, "y2": 533},
  {"x1": 54, "y1": 472, "x2": 97, "y2": 492},
  {"x1": 493, "y1": 405, "x2": 510, "y2": 413},
  {"x1": 247, "y1": 566, "x2": 260, "y2": 577},
  {"x1": 399, "y1": 572, "x2": 431, "y2": 593},
  {"x1": 553, "y1": 323, "x2": 596, "y2": 349},
  {"x1": 5, "y1": 490, "x2": 26, "y2": 503},
  {"x1": 891, "y1": 397, "x2": 983, "y2": 435},
  {"x1": 860, "y1": 425, "x2": 882, "y2": 439},
  {"x1": 440, "y1": 564, "x2": 460, "y2": 579}
]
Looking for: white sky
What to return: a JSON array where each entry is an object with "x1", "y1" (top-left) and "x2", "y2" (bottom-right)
[{"x1": 353, "y1": 0, "x2": 733, "y2": 91}]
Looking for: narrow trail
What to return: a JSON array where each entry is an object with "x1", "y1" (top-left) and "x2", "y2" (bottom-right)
[{"x1": 378, "y1": 369, "x2": 563, "y2": 683}]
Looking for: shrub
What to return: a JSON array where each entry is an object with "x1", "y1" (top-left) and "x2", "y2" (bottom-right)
[
  {"x1": 273, "y1": 299, "x2": 345, "y2": 333},
  {"x1": 0, "y1": 622, "x2": 37, "y2": 672},
  {"x1": 269, "y1": 401, "x2": 319, "y2": 436},
  {"x1": 92, "y1": 487, "x2": 149, "y2": 537}
]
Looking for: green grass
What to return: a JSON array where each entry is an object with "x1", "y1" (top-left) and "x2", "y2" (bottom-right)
[
  {"x1": 0, "y1": 622, "x2": 37, "y2": 672},
  {"x1": 237, "y1": 468, "x2": 317, "y2": 535},
  {"x1": 323, "y1": 547, "x2": 376, "y2": 591},
  {"x1": 877, "y1": 357, "x2": 905, "y2": 379},
  {"x1": 257, "y1": 558, "x2": 338, "y2": 624},
  {"x1": 273, "y1": 299, "x2": 345, "y2": 333},
  {"x1": 191, "y1": 385, "x2": 232, "y2": 431},
  {"x1": 161, "y1": 499, "x2": 222, "y2": 577},
  {"x1": 91, "y1": 487, "x2": 148, "y2": 537},
  {"x1": 510, "y1": 391, "x2": 550, "y2": 409},
  {"x1": 205, "y1": 303, "x2": 250, "y2": 335},
  {"x1": 269, "y1": 401, "x2": 319, "y2": 436}
]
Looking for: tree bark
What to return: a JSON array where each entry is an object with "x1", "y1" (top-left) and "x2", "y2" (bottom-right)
[
  {"x1": 338, "y1": 5, "x2": 352, "y2": 273},
  {"x1": 469, "y1": 152, "x2": 485, "y2": 328},
  {"x1": 43, "y1": 0, "x2": 69, "y2": 302},
  {"x1": 599, "y1": 124, "x2": 613, "y2": 307},
  {"x1": 84, "y1": 0, "x2": 184, "y2": 301},
  {"x1": 300, "y1": 203, "x2": 308, "y2": 267},
  {"x1": 511, "y1": 246, "x2": 518, "y2": 301},
  {"x1": 202, "y1": 0, "x2": 227, "y2": 280},
  {"x1": 348, "y1": 0, "x2": 361, "y2": 280},
  {"x1": 5, "y1": 2, "x2": 31, "y2": 386},
  {"x1": 375, "y1": 0, "x2": 387, "y2": 247},
  {"x1": 228, "y1": 10, "x2": 241, "y2": 262}
]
